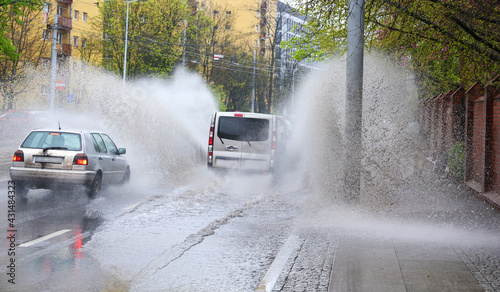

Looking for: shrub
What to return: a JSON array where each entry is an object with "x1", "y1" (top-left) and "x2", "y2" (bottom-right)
[{"x1": 447, "y1": 142, "x2": 465, "y2": 179}]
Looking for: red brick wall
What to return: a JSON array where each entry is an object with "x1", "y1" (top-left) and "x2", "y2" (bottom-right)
[
  {"x1": 485, "y1": 81, "x2": 500, "y2": 195},
  {"x1": 419, "y1": 76, "x2": 500, "y2": 199}
]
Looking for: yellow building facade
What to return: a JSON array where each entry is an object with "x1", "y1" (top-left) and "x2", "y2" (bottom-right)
[{"x1": 198, "y1": 0, "x2": 277, "y2": 55}]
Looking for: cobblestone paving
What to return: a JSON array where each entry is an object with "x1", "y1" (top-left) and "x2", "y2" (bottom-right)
[
  {"x1": 272, "y1": 229, "x2": 337, "y2": 292},
  {"x1": 456, "y1": 246, "x2": 500, "y2": 292}
]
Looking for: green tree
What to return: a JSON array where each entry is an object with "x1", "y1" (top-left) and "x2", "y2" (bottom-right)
[
  {"x1": 93, "y1": 0, "x2": 190, "y2": 78},
  {"x1": 0, "y1": 3, "x2": 48, "y2": 110},
  {"x1": 291, "y1": 0, "x2": 500, "y2": 95},
  {"x1": 202, "y1": 3, "x2": 256, "y2": 112},
  {"x1": 0, "y1": 0, "x2": 44, "y2": 62}
]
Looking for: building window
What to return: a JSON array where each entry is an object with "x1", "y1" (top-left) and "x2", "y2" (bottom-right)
[
  {"x1": 256, "y1": 25, "x2": 259, "y2": 32},
  {"x1": 214, "y1": 25, "x2": 218, "y2": 30},
  {"x1": 41, "y1": 84, "x2": 48, "y2": 95},
  {"x1": 56, "y1": 32, "x2": 62, "y2": 43},
  {"x1": 74, "y1": 10, "x2": 79, "y2": 20},
  {"x1": 213, "y1": 10, "x2": 219, "y2": 15},
  {"x1": 82, "y1": 38, "x2": 87, "y2": 48},
  {"x1": 73, "y1": 36, "x2": 78, "y2": 47},
  {"x1": 225, "y1": 23, "x2": 231, "y2": 30},
  {"x1": 83, "y1": 12, "x2": 87, "y2": 22},
  {"x1": 57, "y1": 6, "x2": 63, "y2": 15},
  {"x1": 43, "y1": 30, "x2": 50, "y2": 40},
  {"x1": 44, "y1": 3, "x2": 51, "y2": 14},
  {"x1": 226, "y1": 11, "x2": 231, "y2": 15}
]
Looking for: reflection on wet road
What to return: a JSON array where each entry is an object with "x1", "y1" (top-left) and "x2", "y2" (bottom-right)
[{"x1": 0, "y1": 180, "x2": 147, "y2": 291}]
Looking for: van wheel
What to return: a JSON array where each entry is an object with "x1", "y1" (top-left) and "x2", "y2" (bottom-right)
[{"x1": 88, "y1": 173, "x2": 102, "y2": 200}]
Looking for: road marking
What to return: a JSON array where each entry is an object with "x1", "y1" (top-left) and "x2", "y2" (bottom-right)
[
  {"x1": 256, "y1": 233, "x2": 300, "y2": 292},
  {"x1": 19, "y1": 229, "x2": 72, "y2": 247},
  {"x1": 122, "y1": 202, "x2": 140, "y2": 211}
]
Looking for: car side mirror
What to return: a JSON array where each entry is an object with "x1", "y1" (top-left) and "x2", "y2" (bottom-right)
[{"x1": 118, "y1": 148, "x2": 126, "y2": 155}]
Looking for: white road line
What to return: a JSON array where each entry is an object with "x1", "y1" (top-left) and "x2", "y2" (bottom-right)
[
  {"x1": 19, "y1": 229, "x2": 72, "y2": 247},
  {"x1": 256, "y1": 233, "x2": 300, "y2": 292}
]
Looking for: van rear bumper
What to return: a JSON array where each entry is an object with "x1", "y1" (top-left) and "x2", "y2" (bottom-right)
[{"x1": 211, "y1": 156, "x2": 270, "y2": 172}]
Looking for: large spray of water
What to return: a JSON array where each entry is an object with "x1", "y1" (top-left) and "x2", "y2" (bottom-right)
[
  {"x1": 287, "y1": 52, "x2": 420, "y2": 208},
  {"x1": 283, "y1": 52, "x2": 500, "y2": 247}
]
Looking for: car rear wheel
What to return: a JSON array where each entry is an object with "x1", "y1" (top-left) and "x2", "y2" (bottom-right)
[{"x1": 87, "y1": 173, "x2": 102, "y2": 200}]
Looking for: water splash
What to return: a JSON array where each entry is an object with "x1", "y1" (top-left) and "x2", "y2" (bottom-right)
[
  {"x1": 30, "y1": 66, "x2": 218, "y2": 185},
  {"x1": 285, "y1": 52, "x2": 500, "y2": 245}
]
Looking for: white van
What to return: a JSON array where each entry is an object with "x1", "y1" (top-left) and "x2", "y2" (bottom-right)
[{"x1": 207, "y1": 112, "x2": 287, "y2": 173}]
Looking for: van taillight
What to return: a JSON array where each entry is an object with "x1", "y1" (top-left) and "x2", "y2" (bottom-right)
[
  {"x1": 73, "y1": 154, "x2": 88, "y2": 165},
  {"x1": 208, "y1": 126, "x2": 214, "y2": 165},
  {"x1": 270, "y1": 131, "x2": 277, "y2": 167},
  {"x1": 13, "y1": 150, "x2": 24, "y2": 162},
  {"x1": 234, "y1": 113, "x2": 243, "y2": 117}
]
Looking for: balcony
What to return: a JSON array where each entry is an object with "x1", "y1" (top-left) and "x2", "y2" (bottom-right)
[
  {"x1": 57, "y1": 0, "x2": 73, "y2": 4},
  {"x1": 58, "y1": 16, "x2": 72, "y2": 30},
  {"x1": 58, "y1": 43, "x2": 72, "y2": 57}
]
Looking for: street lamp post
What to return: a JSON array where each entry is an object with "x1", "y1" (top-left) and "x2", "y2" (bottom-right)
[
  {"x1": 251, "y1": 36, "x2": 269, "y2": 113},
  {"x1": 123, "y1": 0, "x2": 146, "y2": 87}
]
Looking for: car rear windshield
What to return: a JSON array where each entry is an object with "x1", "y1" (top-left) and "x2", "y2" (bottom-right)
[
  {"x1": 21, "y1": 131, "x2": 82, "y2": 151},
  {"x1": 218, "y1": 117, "x2": 270, "y2": 142}
]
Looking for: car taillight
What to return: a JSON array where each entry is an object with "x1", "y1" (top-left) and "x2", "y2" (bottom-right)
[
  {"x1": 73, "y1": 153, "x2": 88, "y2": 165},
  {"x1": 13, "y1": 150, "x2": 24, "y2": 162}
]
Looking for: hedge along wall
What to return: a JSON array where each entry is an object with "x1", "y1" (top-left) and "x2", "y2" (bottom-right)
[{"x1": 418, "y1": 75, "x2": 500, "y2": 200}]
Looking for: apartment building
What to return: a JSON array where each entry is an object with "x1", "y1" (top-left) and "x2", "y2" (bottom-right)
[
  {"x1": 195, "y1": 0, "x2": 277, "y2": 55},
  {"x1": 39, "y1": 0, "x2": 98, "y2": 65}
]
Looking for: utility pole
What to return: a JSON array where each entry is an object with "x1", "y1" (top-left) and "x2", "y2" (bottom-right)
[
  {"x1": 344, "y1": 0, "x2": 364, "y2": 203},
  {"x1": 252, "y1": 40, "x2": 257, "y2": 113},
  {"x1": 49, "y1": 13, "x2": 58, "y2": 114}
]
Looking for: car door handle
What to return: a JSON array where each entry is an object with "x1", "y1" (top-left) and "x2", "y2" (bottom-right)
[
  {"x1": 99, "y1": 157, "x2": 103, "y2": 160},
  {"x1": 112, "y1": 158, "x2": 115, "y2": 161},
  {"x1": 225, "y1": 145, "x2": 238, "y2": 151}
]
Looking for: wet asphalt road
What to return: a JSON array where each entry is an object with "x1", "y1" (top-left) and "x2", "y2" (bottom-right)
[{"x1": 0, "y1": 180, "x2": 152, "y2": 291}]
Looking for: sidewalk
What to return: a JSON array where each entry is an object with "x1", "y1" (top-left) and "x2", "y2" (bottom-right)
[{"x1": 329, "y1": 236, "x2": 483, "y2": 292}]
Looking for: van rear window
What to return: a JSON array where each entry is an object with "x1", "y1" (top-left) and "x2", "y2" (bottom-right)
[{"x1": 218, "y1": 117, "x2": 269, "y2": 142}]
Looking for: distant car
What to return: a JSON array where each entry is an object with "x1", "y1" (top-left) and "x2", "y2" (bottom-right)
[
  {"x1": 0, "y1": 110, "x2": 34, "y2": 122},
  {"x1": 10, "y1": 129, "x2": 130, "y2": 200}
]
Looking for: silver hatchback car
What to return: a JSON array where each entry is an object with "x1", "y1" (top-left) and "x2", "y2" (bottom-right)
[{"x1": 10, "y1": 129, "x2": 130, "y2": 200}]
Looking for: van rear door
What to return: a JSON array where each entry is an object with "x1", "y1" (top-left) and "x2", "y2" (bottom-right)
[
  {"x1": 213, "y1": 115, "x2": 243, "y2": 170},
  {"x1": 238, "y1": 117, "x2": 272, "y2": 171},
  {"x1": 211, "y1": 113, "x2": 272, "y2": 172}
]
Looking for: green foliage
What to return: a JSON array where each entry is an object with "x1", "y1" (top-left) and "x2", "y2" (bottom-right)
[
  {"x1": 293, "y1": 0, "x2": 500, "y2": 95},
  {"x1": 0, "y1": 0, "x2": 44, "y2": 62},
  {"x1": 94, "y1": 0, "x2": 198, "y2": 78},
  {"x1": 447, "y1": 142, "x2": 465, "y2": 179},
  {"x1": 210, "y1": 84, "x2": 227, "y2": 111}
]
